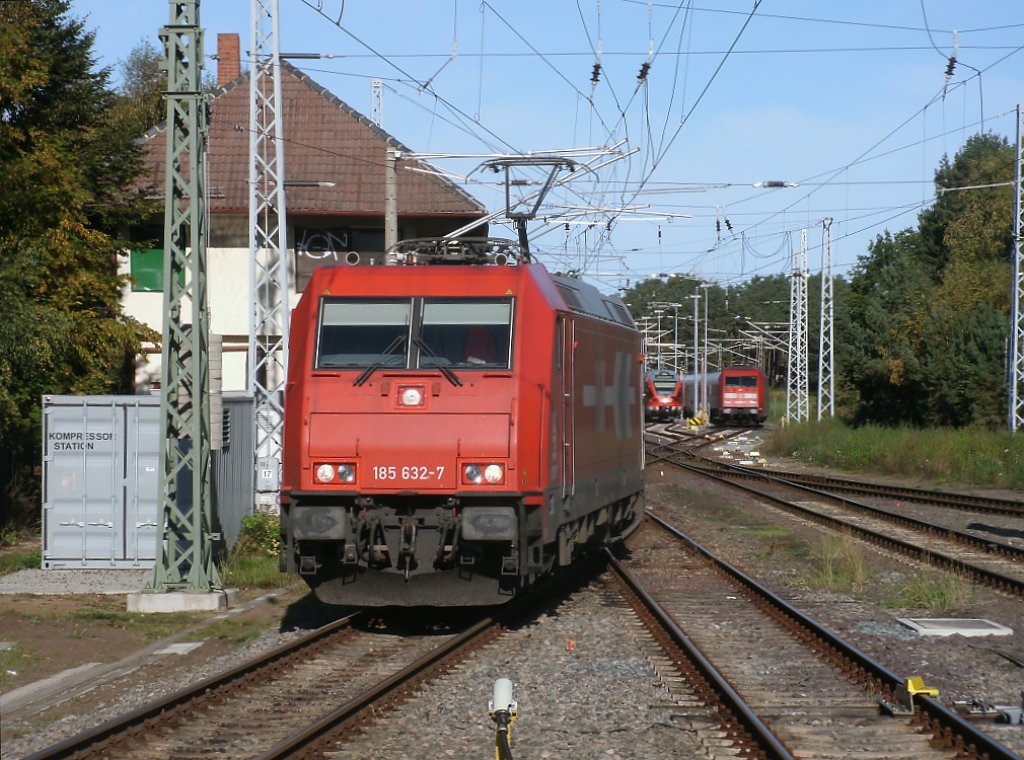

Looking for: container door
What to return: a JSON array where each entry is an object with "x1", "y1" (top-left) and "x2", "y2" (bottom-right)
[
  {"x1": 124, "y1": 403, "x2": 160, "y2": 565},
  {"x1": 42, "y1": 400, "x2": 122, "y2": 567}
]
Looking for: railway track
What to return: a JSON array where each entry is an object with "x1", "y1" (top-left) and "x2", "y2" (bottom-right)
[
  {"x1": 646, "y1": 434, "x2": 1024, "y2": 599},
  {"x1": 619, "y1": 512, "x2": 1022, "y2": 759},
  {"x1": 23, "y1": 607, "x2": 508, "y2": 760},
  {"x1": 648, "y1": 424, "x2": 1023, "y2": 516}
]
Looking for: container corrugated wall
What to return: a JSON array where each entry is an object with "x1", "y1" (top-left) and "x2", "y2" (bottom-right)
[
  {"x1": 42, "y1": 393, "x2": 256, "y2": 569},
  {"x1": 42, "y1": 395, "x2": 160, "y2": 568}
]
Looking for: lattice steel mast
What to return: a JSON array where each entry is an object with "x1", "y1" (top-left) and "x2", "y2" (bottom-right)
[
  {"x1": 1010, "y1": 105, "x2": 1024, "y2": 432},
  {"x1": 249, "y1": 0, "x2": 290, "y2": 506},
  {"x1": 150, "y1": 0, "x2": 220, "y2": 591},
  {"x1": 817, "y1": 218, "x2": 835, "y2": 420},
  {"x1": 785, "y1": 229, "x2": 809, "y2": 424}
]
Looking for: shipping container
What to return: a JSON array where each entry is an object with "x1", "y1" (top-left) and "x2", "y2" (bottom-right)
[{"x1": 41, "y1": 394, "x2": 256, "y2": 568}]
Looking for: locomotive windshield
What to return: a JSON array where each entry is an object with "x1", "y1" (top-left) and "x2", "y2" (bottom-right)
[
  {"x1": 315, "y1": 297, "x2": 513, "y2": 370},
  {"x1": 652, "y1": 377, "x2": 678, "y2": 393},
  {"x1": 316, "y1": 300, "x2": 410, "y2": 368},
  {"x1": 724, "y1": 375, "x2": 758, "y2": 387},
  {"x1": 419, "y1": 299, "x2": 512, "y2": 369}
]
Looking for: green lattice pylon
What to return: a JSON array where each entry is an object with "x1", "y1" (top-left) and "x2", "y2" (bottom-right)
[{"x1": 149, "y1": 0, "x2": 221, "y2": 591}]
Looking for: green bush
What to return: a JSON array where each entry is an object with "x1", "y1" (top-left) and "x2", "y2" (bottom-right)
[
  {"x1": 235, "y1": 510, "x2": 280, "y2": 558},
  {"x1": 220, "y1": 510, "x2": 293, "y2": 590}
]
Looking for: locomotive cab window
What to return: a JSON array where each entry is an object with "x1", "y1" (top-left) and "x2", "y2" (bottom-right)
[
  {"x1": 418, "y1": 299, "x2": 513, "y2": 370},
  {"x1": 725, "y1": 375, "x2": 758, "y2": 387},
  {"x1": 316, "y1": 299, "x2": 411, "y2": 368}
]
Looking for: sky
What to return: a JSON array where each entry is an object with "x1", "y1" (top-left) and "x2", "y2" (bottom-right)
[{"x1": 71, "y1": 1, "x2": 1024, "y2": 294}]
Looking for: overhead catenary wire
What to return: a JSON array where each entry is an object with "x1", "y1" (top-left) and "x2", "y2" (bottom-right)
[{"x1": 283, "y1": 1, "x2": 1021, "y2": 283}]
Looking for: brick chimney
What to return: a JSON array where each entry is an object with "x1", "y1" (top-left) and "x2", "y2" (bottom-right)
[{"x1": 217, "y1": 33, "x2": 241, "y2": 86}]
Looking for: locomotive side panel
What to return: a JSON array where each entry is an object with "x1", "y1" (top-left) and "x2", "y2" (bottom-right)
[{"x1": 569, "y1": 318, "x2": 644, "y2": 514}]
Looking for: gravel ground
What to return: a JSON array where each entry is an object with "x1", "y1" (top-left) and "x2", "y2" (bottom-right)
[
  {"x1": 3, "y1": 434, "x2": 1024, "y2": 758},
  {"x1": 330, "y1": 585, "x2": 712, "y2": 760}
]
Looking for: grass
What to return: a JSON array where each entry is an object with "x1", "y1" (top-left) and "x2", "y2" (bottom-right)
[
  {"x1": 0, "y1": 545, "x2": 40, "y2": 576},
  {"x1": 0, "y1": 525, "x2": 40, "y2": 576},
  {"x1": 194, "y1": 615, "x2": 273, "y2": 645},
  {"x1": 765, "y1": 416, "x2": 1024, "y2": 490},
  {"x1": 806, "y1": 534, "x2": 871, "y2": 593},
  {"x1": 55, "y1": 601, "x2": 199, "y2": 641},
  {"x1": 221, "y1": 553, "x2": 294, "y2": 590},
  {"x1": 0, "y1": 643, "x2": 41, "y2": 691},
  {"x1": 882, "y1": 568, "x2": 974, "y2": 612}
]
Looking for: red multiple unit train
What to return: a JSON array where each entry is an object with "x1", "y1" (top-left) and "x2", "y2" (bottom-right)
[
  {"x1": 643, "y1": 368, "x2": 684, "y2": 422},
  {"x1": 683, "y1": 365, "x2": 767, "y2": 426},
  {"x1": 281, "y1": 239, "x2": 645, "y2": 606}
]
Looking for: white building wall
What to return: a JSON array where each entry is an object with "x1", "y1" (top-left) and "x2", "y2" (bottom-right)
[{"x1": 121, "y1": 242, "x2": 277, "y2": 394}]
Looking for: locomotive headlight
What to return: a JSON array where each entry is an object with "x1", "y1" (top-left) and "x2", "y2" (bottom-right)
[
  {"x1": 315, "y1": 463, "x2": 335, "y2": 483},
  {"x1": 398, "y1": 385, "x2": 425, "y2": 407},
  {"x1": 336, "y1": 463, "x2": 356, "y2": 482},
  {"x1": 462, "y1": 464, "x2": 505, "y2": 485}
]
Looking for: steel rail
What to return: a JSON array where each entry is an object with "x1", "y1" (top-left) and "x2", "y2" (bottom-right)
[
  {"x1": 682, "y1": 456, "x2": 1024, "y2": 565},
  {"x1": 704, "y1": 459, "x2": 1024, "y2": 517},
  {"x1": 255, "y1": 554, "x2": 607, "y2": 759},
  {"x1": 255, "y1": 615, "x2": 502, "y2": 760},
  {"x1": 657, "y1": 449, "x2": 1024, "y2": 598},
  {"x1": 644, "y1": 511, "x2": 1021, "y2": 760},
  {"x1": 24, "y1": 610, "x2": 365, "y2": 760},
  {"x1": 604, "y1": 546, "x2": 797, "y2": 760}
]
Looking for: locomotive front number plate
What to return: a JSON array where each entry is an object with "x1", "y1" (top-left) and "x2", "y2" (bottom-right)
[{"x1": 372, "y1": 465, "x2": 446, "y2": 481}]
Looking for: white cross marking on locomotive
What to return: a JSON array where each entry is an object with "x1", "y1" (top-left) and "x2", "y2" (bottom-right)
[{"x1": 583, "y1": 351, "x2": 636, "y2": 438}]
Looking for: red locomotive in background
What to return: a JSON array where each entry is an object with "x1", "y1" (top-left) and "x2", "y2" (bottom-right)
[
  {"x1": 683, "y1": 365, "x2": 767, "y2": 426},
  {"x1": 643, "y1": 368, "x2": 684, "y2": 422},
  {"x1": 281, "y1": 238, "x2": 645, "y2": 606}
]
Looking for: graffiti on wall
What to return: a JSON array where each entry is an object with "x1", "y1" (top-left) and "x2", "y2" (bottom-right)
[{"x1": 294, "y1": 227, "x2": 350, "y2": 291}]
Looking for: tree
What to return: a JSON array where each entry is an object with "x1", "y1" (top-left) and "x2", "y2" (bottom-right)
[
  {"x1": 843, "y1": 133, "x2": 1014, "y2": 428},
  {"x1": 0, "y1": 1, "x2": 157, "y2": 526}
]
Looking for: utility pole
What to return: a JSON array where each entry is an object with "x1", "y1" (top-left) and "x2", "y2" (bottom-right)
[
  {"x1": 1010, "y1": 104, "x2": 1024, "y2": 432},
  {"x1": 701, "y1": 283, "x2": 710, "y2": 417},
  {"x1": 691, "y1": 293, "x2": 701, "y2": 417},
  {"x1": 150, "y1": 0, "x2": 220, "y2": 592},
  {"x1": 385, "y1": 147, "x2": 399, "y2": 250},
  {"x1": 786, "y1": 230, "x2": 809, "y2": 424},
  {"x1": 818, "y1": 218, "x2": 835, "y2": 420},
  {"x1": 249, "y1": 0, "x2": 290, "y2": 509}
]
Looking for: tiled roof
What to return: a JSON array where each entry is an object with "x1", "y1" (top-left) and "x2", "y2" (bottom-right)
[{"x1": 142, "y1": 61, "x2": 486, "y2": 217}]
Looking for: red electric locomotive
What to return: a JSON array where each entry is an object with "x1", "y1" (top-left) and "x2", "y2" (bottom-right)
[
  {"x1": 684, "y1": 365, "x2": 767, "y2": 426},
  {"x1": 280, "y1": 238, "x2": 645, "y2": 606},
  {"x1": 643, "y1": 368, "x2": 684, "y2": 422}
]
